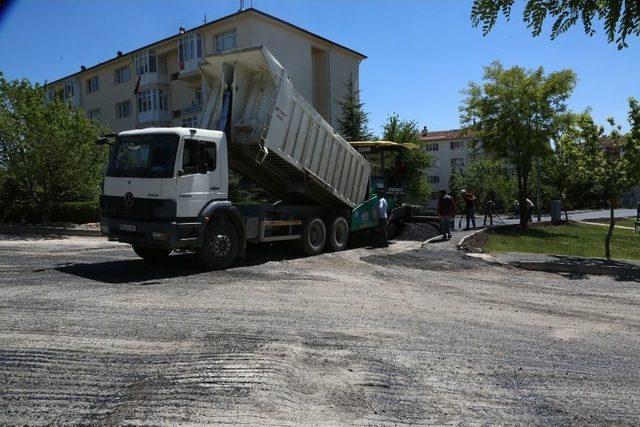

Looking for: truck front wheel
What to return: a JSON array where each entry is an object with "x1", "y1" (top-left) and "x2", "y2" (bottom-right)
[
  {"x1": 132, "y1": 245, "x2": 171, "y2": 262},
  {"x1": 326, "y1": 217, "x2": 349, "y2": 252},
  {"x1": 197, "y1": 221, "x2": 239, "y2": 270},
  {"x1": 299, "y1": 217, "x2": 326, "y2": 256}
]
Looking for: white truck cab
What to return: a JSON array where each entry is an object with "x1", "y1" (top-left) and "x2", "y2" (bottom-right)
[{"x1": 101, "y1": 127, "x2": 247, "y2": 268}]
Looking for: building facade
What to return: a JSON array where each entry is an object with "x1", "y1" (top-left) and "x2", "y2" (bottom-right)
[
  {"x1": 45, "y1": 8, "x2": 365, "y2": 133},
  {"x1": 420, "y1": 129, "x2": 482, "y2": 207}
]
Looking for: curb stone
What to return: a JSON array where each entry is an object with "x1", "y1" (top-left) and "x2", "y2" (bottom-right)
[
  {"x1": 0, "y1": 225, "x2": 102, "y2": 237},
  {"x1": 465, "y1": 252, "x2": 640, "y2": 277}
]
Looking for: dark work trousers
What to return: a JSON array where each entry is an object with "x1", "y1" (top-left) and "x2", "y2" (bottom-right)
[
  {"x1": 376, "y1": 218, "x2": 389, "y2": 247},
  {"x1": 484, "y1": 211, "x2": 493, "y2": 225},
  {"x1": 465, "y1": 206, "x2": 476, "y2": 229}
]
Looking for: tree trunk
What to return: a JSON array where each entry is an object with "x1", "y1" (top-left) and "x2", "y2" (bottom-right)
[
  {"x1": 561, "y1": 194, "x2": 568, "y2": 222},
  {"x1": 519, "y1": 174, "x2": 529, "y2": 228},
  {"x1": 605, "y1": 204, "x2": 615, "y2": 261}
]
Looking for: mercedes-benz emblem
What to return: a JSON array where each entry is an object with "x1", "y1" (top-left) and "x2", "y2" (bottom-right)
[{"x1": 124, "y1": 192, "x2": 134, "y2": 208}]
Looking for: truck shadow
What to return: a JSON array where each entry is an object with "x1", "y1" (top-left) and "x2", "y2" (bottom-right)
[{"x1": 55, "y1": 242, "x2": 311, "y2": 284}]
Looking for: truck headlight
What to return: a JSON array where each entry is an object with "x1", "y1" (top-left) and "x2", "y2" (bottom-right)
[{"x1": 152, "y1": 232, "x2": 169, "y2": 241}]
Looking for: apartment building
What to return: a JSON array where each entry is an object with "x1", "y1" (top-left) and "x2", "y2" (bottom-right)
[
  {"x1": 421, "y1": 128, "x2": 482, "y2": 207},
  {"x1": 45, "y1": 8, "x2": 366, "y2": 133}
]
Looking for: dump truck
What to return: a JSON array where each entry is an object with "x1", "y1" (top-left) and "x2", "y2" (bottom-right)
[{"x1": 99, "y1": 46, "x2": 380, "y2": 269}]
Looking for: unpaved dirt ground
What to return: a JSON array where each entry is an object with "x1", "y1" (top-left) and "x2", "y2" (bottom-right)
[{"x1": 1, "y1": 234, "x2": 639, "y2": 424}]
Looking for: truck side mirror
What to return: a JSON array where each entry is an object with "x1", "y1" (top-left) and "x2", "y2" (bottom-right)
[
  {"x1": 199, "y1": 162, "x2": 209, "y2": 174},
  {"x1": 177, "y1": 169, "x2": 185, "y2": 177}
]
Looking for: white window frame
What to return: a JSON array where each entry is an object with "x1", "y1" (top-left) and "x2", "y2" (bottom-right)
[
  {"x1": 137, "y1": 88, "x2": 168, "y2": 113},
  {"x1": 450, "y1": 140, "x2": 465, "y2": 150},
  {"x1": 88, "y1": 108, "x2": 101, "y2": 121},
  {"x1": 114, "y1": 66, "x2": 130, "y2": 85},
  {"x1": 181, "y1": 116, "x2": 198, "y2": 128},
  {"x1": 178, "y1": 33, "x2": 203, "y2": 68},
  {"x1": 115, "y1": 100, "x2": 131, "y2": 119},
  {"x1": 425, "y1": 143, "x2": 439, "y2": 152},
  {"x1": 215, "y1": 29, "x2": 236, "y2": 53},
  {"x1": 134, "y1": 49, "x2": 157, "y2": 76},
  {"x1": 63, "y1": 81, "x2": 75, "y2": 99},
  {"x1": 86, "y1": 76, "x2": 99, "y2": 94}
]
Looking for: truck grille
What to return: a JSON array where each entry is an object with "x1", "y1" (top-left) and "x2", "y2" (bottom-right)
[{"x1": 100, "y1": 196, "x2": 175, "y2": 221}]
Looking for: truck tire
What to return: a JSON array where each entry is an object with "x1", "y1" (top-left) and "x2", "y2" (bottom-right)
[
  {"x1": 326, "y1": 217, "x2": 349, "y2": 252},
  {"x1": 132, "y1": 245, "x2": 171, "y2": 262},
  {"x1": 299, "y1": 217, "x2": 326, "y2": 256},
  {"x1": 197, "y1": 221, "x2": 239, "y2": 270}
]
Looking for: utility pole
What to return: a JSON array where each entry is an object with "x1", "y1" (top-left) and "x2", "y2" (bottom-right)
[{"x1": 536, "y1": 157, "x2": 542, "y2": 221}]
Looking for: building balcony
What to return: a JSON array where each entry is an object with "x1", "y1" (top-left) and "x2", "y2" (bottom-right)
[
  {"x1": 138, "y1": 109, "x2": 171, "y2": 125},
  {"x1": 138, "y1": 72, "x2": 169, "y2": 87},
  {"x1": 178, "y1": 58, "x2": 204, "y2": 80}
]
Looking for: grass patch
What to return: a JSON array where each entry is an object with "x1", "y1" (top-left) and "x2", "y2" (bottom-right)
[{"x1": 485, "y1": 222, "x2": 640, "y2": 261}]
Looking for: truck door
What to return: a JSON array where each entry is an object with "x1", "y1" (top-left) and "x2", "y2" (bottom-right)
[{"x1": 176, "y1": 138, "x2": 224, "y2": 219}]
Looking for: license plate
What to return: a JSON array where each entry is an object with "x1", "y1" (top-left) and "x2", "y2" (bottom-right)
[{"x1": 119, "y1": 224, "x2": 136, "y2": 232}]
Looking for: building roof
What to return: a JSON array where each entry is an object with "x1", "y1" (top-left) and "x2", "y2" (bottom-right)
[
  {"x1": 46, "y1": 7, "x2": 367, "y2": 86},
  {"x1": 420, "y1": 129, "x2": 472, "y2": 142}
]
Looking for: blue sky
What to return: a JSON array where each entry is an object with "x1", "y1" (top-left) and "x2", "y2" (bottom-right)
[{"x1": 0, "y1": 0, "x2": 637, "y2": 134}]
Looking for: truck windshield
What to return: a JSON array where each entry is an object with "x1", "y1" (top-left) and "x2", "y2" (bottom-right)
[{"x1": 106, "y1": 134, "x2": 179, "y2": 178}]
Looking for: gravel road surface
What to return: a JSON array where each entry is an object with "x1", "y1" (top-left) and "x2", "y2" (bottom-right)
[{"x1": 1, "y1": 233, "x2": 639, "y2": 424}]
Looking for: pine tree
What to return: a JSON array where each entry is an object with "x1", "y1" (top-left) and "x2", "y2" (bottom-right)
[{"x1": 336, "y1": 74, "x2": 372, "y2": 142}]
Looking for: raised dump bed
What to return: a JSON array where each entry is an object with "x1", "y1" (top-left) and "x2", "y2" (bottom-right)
[{"x1": 198, "y1": 46, "x2": 371, "y2": 209}]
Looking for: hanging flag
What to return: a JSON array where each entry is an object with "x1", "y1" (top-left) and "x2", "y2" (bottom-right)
[{"x1": 133, "y1": 75, "x2": 141, "y2": 95}]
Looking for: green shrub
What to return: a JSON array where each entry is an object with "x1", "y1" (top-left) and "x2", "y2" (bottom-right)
[
  {"x1": 0, "y1": 201, "x2": 99, "y2": 224},
  {"x1": 50, "y1": 201, "x2": 100, "y2": 224}
]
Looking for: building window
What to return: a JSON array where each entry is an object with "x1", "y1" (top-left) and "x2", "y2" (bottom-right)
[
  {"x1": 158, "y1": 89, "x2": 168, "y2": 111},
  {"x1": 134, "y1": 49, "x2": 157, "y2": 76},
  {"x1": 181, "y1": 116, "x2": 198, "y2": 127},
  {"x1": 215, "y1": 29, "x2": 236, "y2": 52},
  {"x1": 450, "y1": 140, "x2": 465, "y2": 150},
  {"x1": 451, "y1": 157, "x2": 465, "y2": 170},
  {"x1": 425, "y1": 143, "x2": 439, "y2": 152},
  {"x1": 63, "y1": 81, "x2": 75, "y2": 99},
  {"x1": 137, "y1": 88, "x2": 168, "y2": 113},
  {"x1": 430, "y1": 191, "x2": 439, "y2": 200},
  {"x1": 429, "y1": 175, "x2": 440, "y2": 184},
  {"x1": 115, "y1": 100, "x2": 131, "y2": 119},
  {"x1": 86, "y1": 76, "x2": 99, "y2": 94},
  {"x1": 88, "y1": 108, "x2": 101, "y2": 121},
  {"x1": 114, "y1": 66, "x2": 130, "y2": 84},
  {"x1": 178, "y1": 33, "x2": 203, "y2": 69}
]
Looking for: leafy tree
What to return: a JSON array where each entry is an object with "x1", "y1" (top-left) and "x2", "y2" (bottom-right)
[
  {"x1": 561, "y1": 104, "x2": 640, "y2": 260},
  {"x1": 460, "y1": 158, "x2": 518, "y2": 213},
  {"x1": 336, "y1": 74, "x2": 372, "y2": 142},
  {"x1": 471, "y1": 0, "x2": 640, "y2": 49},
  {"x1": 460, "y1": 61, "x2": 577, "y2": 227},
  {"x1": 382, "y1": 114, "x2": 432, "y2": 204},
  {"x1": 0, "y1": 74, "x2": 108, "y2": 223}
]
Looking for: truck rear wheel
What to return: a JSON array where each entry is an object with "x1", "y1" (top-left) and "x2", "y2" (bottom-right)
[
  {"x1": 132, "y1": 245, "x2": 171, "y2": 262},
  {"x1": 326, "y1": 217, "x2": 349, "y2": 252},
  {"x1": 299, "y1": 217, "x2": 326, "y2": 256},
  {"x1": 197, "y1": 221, "x2": 239, "y2": 270}
]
